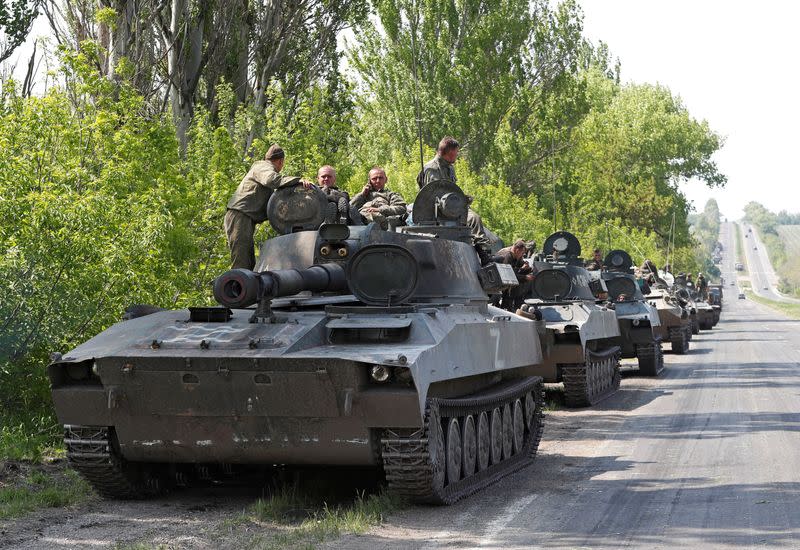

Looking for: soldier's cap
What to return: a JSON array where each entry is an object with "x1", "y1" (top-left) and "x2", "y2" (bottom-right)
[{"x1": 266, "y1": 144, "x2": 285, "y2": 160}]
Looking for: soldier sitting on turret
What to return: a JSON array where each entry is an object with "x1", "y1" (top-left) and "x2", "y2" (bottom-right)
[
  {"x1": 417, "y1": 136, "x2": 492, "y2": 264},
  {"x1": 317, "y1": 165, "x2": 352, "y2": 224},
  {"x1": 585, "y1": 248, "x2": 604, "y2": 271},
  {"x1": 350, "y1": 167, "x2": 407, "y2": 230}
]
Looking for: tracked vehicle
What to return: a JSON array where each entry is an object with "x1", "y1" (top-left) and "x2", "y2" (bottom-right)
[
  {"x1": 708, "y1": 284, "x2": 723, "y2": 325},
  {"x1": 516, "y1": 231, "x2": 621, "y2": 407},
  {"x1": 674, "y1": 275, "x2": 714, "y2": 331},
  {"x1": 598, "y1": 250, "x2": 664, "y2": 376},
  {"x1": 640, "y1": 266, "x2": 691, "y2": 354},
  {"x1": 48, "y1": 182, "x2": 546, "y2": 505}
]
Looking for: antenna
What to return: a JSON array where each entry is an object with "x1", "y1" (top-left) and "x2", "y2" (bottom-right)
[
  {"x1": 666, "y1": 211, "x2": 676, "y2": 272},
  {"x1": 410, "y1": 3, "x2": 425, "y2": 174},
  {"x1": 551, "y1": 136, "x2": 557, "y2": 231}
]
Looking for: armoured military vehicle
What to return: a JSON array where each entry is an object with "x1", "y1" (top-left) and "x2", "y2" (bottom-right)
[
  {"x1": 48, "y1": 181, "x2": 546, "y2": 505},
  {"x1": 639, "y1": 264, "x2": 691, "y2": 354},
  {"x1": 598, "y1": 250, "x2": 664, "y2": 376},
  {"x1": 516, "y1": 231, "x2": 621, "y2": 407},
  {"x1": 708, "y1": 284, "x2": 723, "y2": 325},
  {"x1": 672, "y1": 275, "x2": 708, "y2": 333}
]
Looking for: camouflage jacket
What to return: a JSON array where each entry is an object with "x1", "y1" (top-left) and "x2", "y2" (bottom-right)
[
  {"x1": 321, "y1": 185, "x2": 350, "y2": 203},
  {"x1": 350, "y1": 188, "x2": 407, "y2": 217},
  {"x1": 226, "y1": 161, "x2": 295, "y2": 223},
  {"x1": 416, "y1": 156, "x2": 456, "y2": 189}
]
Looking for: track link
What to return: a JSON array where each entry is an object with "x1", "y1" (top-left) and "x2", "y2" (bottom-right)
[
  {"x1": 381, "y1": 376, "x2": 544, "y2": 505},
  {"x1": 562, "y1": 348, "x2": 621, "y2": 407},
  {"x1": 636, "y1": 340, "x2": 664, "y2": 376},
  {"x1": 64, "y1": 425, "x2": 166, "y2": 499},
  {"x1": 668, "y1": 326, "x2": 690, "y2": 354}
]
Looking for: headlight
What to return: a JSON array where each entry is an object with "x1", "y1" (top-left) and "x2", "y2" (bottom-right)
[{"x1": 370, "y1": 365, "x2": 391, "y2": 383}]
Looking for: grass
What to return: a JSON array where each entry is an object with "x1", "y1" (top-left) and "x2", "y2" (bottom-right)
[
  {"x1": 0, "y1": 415, "x2": 63, "y2": 461},
  {"x1": 746, "y1": 290, "x2": 800, "y2": 319},
  {"x1": 218, "y1": 483, "x2": 405, "y2": 550},
  {"x1": 0, "y1": 466, "x2": 93, "y2": 519}
]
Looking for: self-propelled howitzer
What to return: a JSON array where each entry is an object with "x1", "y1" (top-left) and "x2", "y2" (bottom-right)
[
  {"x1": 48, "y1": 182, "x2": 546, "y2": 505},
  {"x1": 598, "y1": 250, "x2": 664, "y2": 376},
  {"x1": 516, "y1": 231, "x2": 621, "y2": 406}
]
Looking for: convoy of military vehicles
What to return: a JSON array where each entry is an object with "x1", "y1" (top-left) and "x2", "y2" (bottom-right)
[{"x1": 47, "y1": 181, "x2": 727, "y2": 505}]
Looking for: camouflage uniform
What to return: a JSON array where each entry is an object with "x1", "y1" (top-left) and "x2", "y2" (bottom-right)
[
  {"x1": 350, "y1": 188, "x2": 407, "y2": 230},
  {"x1": 585, "y1": 258, "x2": 603, "y2": 271},
  {"x1": 321, "y1": 185, "x2": 350, "y2": 203},
  {"x1": 492, "y1": 246, "x2": 534, "y2": 310},
  {"x1": 697, "y1": 274, "x2": 708, "y2": 300},
  {"x1": 224, "y1": 161, "x2": 293, "y2": 270},
  {"x1": 417, "y1": 156, "x2": 456, "y2": 189},
  {"x1": 417, "y1": 155, "x2": 491, "y2": 258}
]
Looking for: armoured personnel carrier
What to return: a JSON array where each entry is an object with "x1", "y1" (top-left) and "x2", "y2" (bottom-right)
[
  {"x1": 516, "y1": 231, "x2": 621, "y2": 407},
  {"x1": 48, "y1": 182, "x2": 546, "y2": 505},
  {"x1": 598, "y1": 250, "x2": 664, "y2": 376},
  {"x1": 640, "y1": 264, "x2": 691, "y2": 354}
]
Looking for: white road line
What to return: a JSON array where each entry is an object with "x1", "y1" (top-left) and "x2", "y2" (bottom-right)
[{"x1": 475, "y1": 493, "x2": 539, "y2": 548}]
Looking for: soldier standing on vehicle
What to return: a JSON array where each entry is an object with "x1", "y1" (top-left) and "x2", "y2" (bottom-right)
[
  {"x1": 417, "y1": 136, "x2": 492, "y2": 264},
  {"x1": 350, "y1": 167, "x2": 407, "y2": 230},
  {"x1": 697, "y1": 272, "x2": 708, "y2": 300},
  {"x1": 224, "y1": 144, "x2": 311, "y2": 270}
]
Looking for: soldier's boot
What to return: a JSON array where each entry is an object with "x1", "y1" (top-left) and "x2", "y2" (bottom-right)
[{"x1": 336, "y1": 197, "x2": 349, "y2": 224}]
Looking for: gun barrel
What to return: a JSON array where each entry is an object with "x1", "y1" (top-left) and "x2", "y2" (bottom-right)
[{"x1": 213, "y1": 264, "x2": 347, "y2": 308}]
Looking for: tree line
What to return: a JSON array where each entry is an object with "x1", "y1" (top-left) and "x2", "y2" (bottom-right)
[{"x1": 0, "y1": 0, "x2": 724, "y2": 452}]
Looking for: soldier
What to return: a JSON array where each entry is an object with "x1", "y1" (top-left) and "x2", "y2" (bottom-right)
[
  {"x1": 697, "y1": 272, "x2": 708, "y2": 300},
  {"x1": 317, "y1": 165, "x2": 351, "y2": 224},
  {"x1": 493, "y1": 239, "x2": 535, "y2": 311},
  {"x1": 224, "y1": 144, "x2": 310, "y2": 270},
  {"x1": 417, "y1": 136, "x2": 492, "y2": 264},
  {"x1": 585, "y1": 248, "x2": 604, "y2": 271},
  {"x1": 350, "y1": 167, "x2": 407, "y2": 230},
  {"x1": 417, "y1": 136, "x2": 459, "y2": 188}
]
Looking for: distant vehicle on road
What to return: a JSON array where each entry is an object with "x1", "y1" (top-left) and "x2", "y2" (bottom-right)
[
  {"x1": 735, "y1": 262, "x2": 744, "y2": 271},
  {"x1": 763, "y1": 286, "x2": 768, "y2": 290},
  {"x1": 754, "y1": 246, "x2": 758, "y2": 250},
  {"x1": 738, "y1": 292, "x2": 746, "y2": 299}
]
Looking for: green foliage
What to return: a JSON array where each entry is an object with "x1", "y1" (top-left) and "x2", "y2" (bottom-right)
[
  {"x1": 247, "y1": 487, "x2": 403, "y2": 549},
  {"x1": 744, "y1": 201, "x2": 788, "y2": 284},
  {"x1": 0, "y1": 0, "x2": 38, "y2": 62},
  {"x1": 0, "y1": 468, "x2": 93, "y2": 519},
  {"x1": 563, "y1": 80, "x2": 725, "y2": 251},
  {"x1": 688, "y1": 199, "x2": 721, "y2": 280},
  {"x1": 349, "y1": 0, "x2": 587, "y2": 173}
]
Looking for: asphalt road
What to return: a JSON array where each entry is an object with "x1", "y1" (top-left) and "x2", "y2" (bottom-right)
[
  {"x1": 329, "y1": 233, "x2": 800, "y2": 549},
  {"x1": 735, "y1": 221, "x2": 800, "y2": 303}
]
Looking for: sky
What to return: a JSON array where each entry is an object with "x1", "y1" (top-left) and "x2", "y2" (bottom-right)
[{"x1": 580, "y1": 0, "x2": 800, "y2": 220}]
